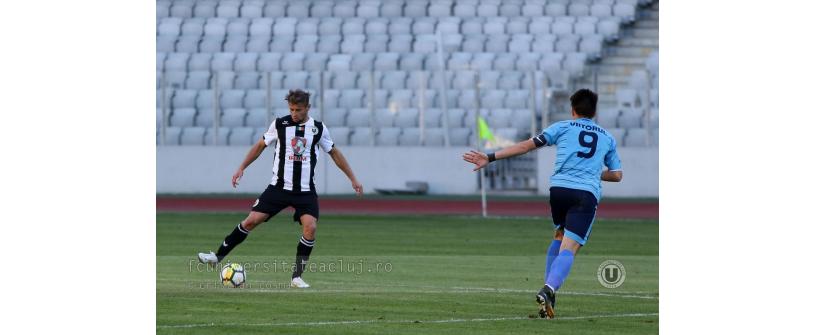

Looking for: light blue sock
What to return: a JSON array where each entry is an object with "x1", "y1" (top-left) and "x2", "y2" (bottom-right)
[
  {"x1": 545, "y1": 239, "x2": 562, "y2": 279},
  {"x1": 545, "y1": 249, "x2": 575, "y2": 291}
]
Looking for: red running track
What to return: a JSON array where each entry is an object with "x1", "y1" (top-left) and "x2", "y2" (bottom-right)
[{"x1": 157, "y1": 197, "x2": 657, "y2": 220}]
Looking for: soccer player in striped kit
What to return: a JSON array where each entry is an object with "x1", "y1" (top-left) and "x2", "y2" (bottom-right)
[{"x1": 198, "y1": 89, "x2": 363, "y2": 288}]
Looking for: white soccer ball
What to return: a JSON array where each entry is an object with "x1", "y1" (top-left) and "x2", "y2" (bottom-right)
[{"x1": 220, "y1": 263, "x2": 246, "y2": 288}]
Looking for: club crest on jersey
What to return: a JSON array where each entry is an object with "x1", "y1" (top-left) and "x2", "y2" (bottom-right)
[{"x1": 289, "y1": 137, "x2": 308, "y2": 161}]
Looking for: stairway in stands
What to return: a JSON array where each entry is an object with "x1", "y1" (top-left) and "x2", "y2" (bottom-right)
[{"x1": 585, "y1": 1, "x2": 658, "y2": 110}]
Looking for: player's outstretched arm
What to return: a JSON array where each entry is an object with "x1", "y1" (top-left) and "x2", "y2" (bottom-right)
[
  {"x1": 328, "y1": 147, "x2": 363, "y2": 196},
  {"x1": 462, "y1": 139, "x2": 537, "y2": 171},
  {"x1": 232, "y1": 139, "x2": 268, "y2": 188},
  {"x1": 601, "y1": 170, "x2": 623, "y2": 182}
]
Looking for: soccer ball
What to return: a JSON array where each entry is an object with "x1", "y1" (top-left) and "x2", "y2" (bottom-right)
[{"x1": 220, "y1": 263, "x2": 246, "y2": 288}]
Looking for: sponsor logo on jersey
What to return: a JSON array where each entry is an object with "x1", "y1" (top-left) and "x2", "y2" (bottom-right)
[{"x1": 289, "y1": 137, "x2": 309, "y2": 161}]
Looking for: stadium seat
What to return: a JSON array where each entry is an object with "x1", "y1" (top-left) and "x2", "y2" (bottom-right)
[
  {"x1": 329, "y1": 127, "x2": 351, "y2": 146},
  {"x1": 327, "y1": 54, "x2": 352, "y2": 71},
  {"x1": 471, "y1": 53, "x2": 495, "y2": 70},
  {"x1": 283, "y1": 71, "x2": 309, "y2": 90},
  {"x1": 350, "y1": 53, "x2": 376, "y2": 71},
  {"x1": 220, "y1": 90, "x2": 245, "y2": 109},
  {"x1": 399, "y1": 128, "x2": 422, "y2": 146},
  {"x1": 477, "y1": 3, "x2": 498, "y2": 17},
  {"x1": 495, "y1": 127, "x2": 520, "y2": 142},
  {"x1": 221, "y1": 108, "x2": 247, "y2": 127},
  {"x1": 498, "y1": 72, "x2": 522, "y2": 90},
  {"x1": 607, "y1": 128, "x2": 627, "y2": 144},
  {"x1": 317, "y1": 35, "x2": 341, "y2": 53},
  {"x1": 228, "y1": 127, "x2": 255, "y2": 146},
  {"x1": 174, "y1": 36, "x2": 199, "y2": 53},
  {"x1": 445, "y1": 108, "x2": 466, "y2": 127},
  {"x1": 322, "y1": 108, "x2": 348, "y2": 127},
  {"x1": 304, "y1": 53, "x2": 328, "y2": 71},
  {"x1": 186, "y1": 71, "x2": 211, "y2": 90},
  {"x1": 510, "y1": 109, "x2": 534, "y2": 130},
  {"x1": 164, "y1": 53, "x2": 189, "y2": 72},
  {"x1": 453, "y1": 2, "x2": 476, "y2": 17},
  {"x1": 346, "y1": 108, "x2": 371, "y2": 127},
  {"x1": 170, "y1": 108, "x2": 197, "y2": 127},
  {"x1": 618, "y1": 108, "x2": 644, "y2": 128},
  {"x1": 329, "y1": 71, "x2": 358, "y2": 89},
  {"x1": 461, "y1": 17, "x2": 484, "y2": 35},
  {"x1": 172, "y1": 89, "x2": 197, "y2": 109},
  {"x1": 322, "y1": 90, "x2": 340, "y2": 108},
  {"x1": 211, "y1": 53, "x2": 235, "y2": 71},
  {"x1": 380, "y1": 1, "x2": 403, "y2": 17},
  {"x1": 500, "y1": 3, "x2": 522, "y2": 17},
  {"x1": 241, "y1": 0, "x2": 264, "y2": 18},
  {"x1": 614, "y1": 3, "x2": 637, "y2": 23},
  {"x1": 234, "y1": 72, "x2": 260, "y2": 90},
  {"x1": 333, "y1": 1, "x2": 357, "y2": 17},
  {"x1": 484, "y1": 17, "x2": 507, "y2": 35},
  {"x1": 269, "y1": 36, "x2": 295, "y2": 53},
  {"x1": 358, "y1": 2, "x2": 380, "y2": 17},
  {"x1": 462, "y1": 35, "x2": 486, "y2": 53},
  {"x1": 158, "y1": 18, "x2": 182, "y2": 38},
  {"x1": 505, "y1": 90, "x2": 529, "y2": 109},
  {"x1": 245, "y1": 108, "x2": 269, "y2": 127},
  {"x1": 508, "y1": 35, "x2": 533, "y2": 53},
  {"x1": 545, "y1": 3, "x2": 567, "y2": 17},
  {"x1": 399, "y1": 53, "x2": 425, "y2": 71},
  {"x1": 196, "y1": 89, "x2": 214, "y2": 111},
  {"x1": 625, "y1": 128, "x2": 649, "y2": 147},
  {"x1": 374, "y1": 109, "x2": 396, "y2": 127},
  {"x1": 381, "y1": 71, "x2": 408, "y2": 90},
  {"x1": 438, "y1": 17, "x2": 461, "y2": 34},
  {"x1": 213, "y1": 71, "x2": 235, "y2": 90},
  {"x1": 394, "y1": 108, "x2": 419, "y2": 127},
  {"x1": 163, "y1": 127, "x2": 183, "y2": 145},
  {"x1": 287, "y1": 2, "x2": 309, "y2": 18},
  {"x1": 376, "y1": 127, "x2": 401, "y2": 146},
  {"x1": 388, "y1": 89, "x2": 414, "y2": 108},
  {"x1": 181, "y1": 127, "x2": 207, "y2": 145},
  {"x1": 404, "y1": 1, "x2": 428, "y2": 17},
  {"x1": 493, "y1": 53, "x2": 516, "y2": 71},
  {"x1": 413, "y1": 34, "x2": 436, "y2": 54},
  {"x1": 452, "y1": 71, "x2": 476, "y2": 90},
  {"x1": 252, "y1": 127, "x2": 268, "y2": 144},
  {"x1": 568, "y1": 3, "x2": 590, "y2": 16},
  {"x1": 424, "y1": 109, "x2": 443, "y2": 127},
  {"x1": 489, "y1": 109, "x2": 513, "y2": 128},
  {"x1": 450, "y1": 128, "x2": 472, "y2": 146},
  {"x1": 204, "y1": 127, "x2": 230, "y2": 145},
  {"x1": 296, "y1": 18, "x2": 319, "y2": 35},
  {"x1": 195, "y1": 108, "x2": 219, "y2": 127},
  {"x1": 257, "y1": 53, "x2": 282, "y2": 72},
  {"x1": 522, "y1": 3, "x2": 544, "y2": 17},
  {"x1": 616, "y1": 88, "x2": 639, "y2": 109},
  {"x1": 226, "y1": 19, "x2": 249, "y2": 38},
  {"x1": 181, "y1": 18, "x2": 205, "y2": 37},
  {"x1": 365, "y1": 35, "x2": 390, "y2": 53},
  {"x1": 597, "y1": 108, "x2": 619, "y2": 128},
  {"x1": 350, "y1": 127, "x2": 374, "y2": 146},
  {"x1": 233, "y1": 53, "x2": 258, "y2": 72},
  {"x1": 280, "y1": 53, "x2": 305, "y2": 71},
  {"x1": 164, "y1": 71, "x2": 184, "y2": 89},
  {"x1": 374, "y1": 53, "x2": 400, "y2": 71},
  {"x1": 243, "y1": 90, "x2": 266, "y2": 109},
  {"x1": 198, "y1": 36, "x2": 224, "y2": 53},
  {"x1": 216, "y1": 1, "x2": 240, "y2": 18},
  {"x1": 423, "y1": 128, "x2": 445, "y2": 146},
  {"x1": 485, "y1": 35, "x2": 509, "y2": 53}
]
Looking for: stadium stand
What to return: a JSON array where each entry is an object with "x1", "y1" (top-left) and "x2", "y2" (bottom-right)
[{"x1": 157, "y1": 0, "x2": 658, "y2": 146}]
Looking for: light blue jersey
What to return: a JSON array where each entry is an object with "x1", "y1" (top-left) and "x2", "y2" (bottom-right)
[{"x1": 532, "y1": 118, "x2": 622, "y2": 200}]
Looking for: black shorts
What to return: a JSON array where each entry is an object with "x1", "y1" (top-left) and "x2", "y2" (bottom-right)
[
  {"x1": 251, "y1": 184, "x2": 319, "y2": 224},
  {"x1": 549, "y1": 186, "x2": 598, "y2": 245}
]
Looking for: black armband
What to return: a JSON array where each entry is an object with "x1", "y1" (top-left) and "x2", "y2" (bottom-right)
[{"x1": 487, "y1": 153, "x2": 496, "y2": 162}]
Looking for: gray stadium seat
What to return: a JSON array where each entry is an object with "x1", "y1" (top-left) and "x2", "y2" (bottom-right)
[
  {"x1": 478, "y1": 71, "x2": 501, "y2": 90},
  {"x1": 388, "y1": 89, "x2": 414, "y2": 108},
  {"x1": 195, "y1": 89, "x2": 214, "y2": 111},
  {"x1": 164, "y1": 70, "x2": 186, "y2": 88},
  {"x1": 618, "y1": 108, "x2": 644, "y2": 128},
  {"x1": 180, "y1": 127, "x2": 207, "y2": 145},
  {"x1": 614, "y1": 3, "x2": 637, "y2": 23},
  {"x1": 555, "y1": 36, "x2": 580, "y2": 53},
  {"x1": 495, "y1": 127, "x2": 520, "y2": 142},
  {"x1": 493, "y1": 53, "x2": 516, "y2": 71},
  {"x1": 170, "y1": 108, "x2": 196, "y2": 127},
  {"x1": 317, "y1": 35, "x2": 341, "y2": 53},
  {"x1": 477, "y1": 3, "x2": 499, "y2": 17},
  {"x1": 598, "y1": 18, "x2": 621, "y2": 41},
  {"x1": 280, "y1": 53, "x2": 305, "y2": 71},
  {"x1": 164, "y1": 127, "x2": 183, "y2": 145},
  {"x1": 454, "y1": 2, "x2": 476, "y2": 17},
  {"x1": 175, "y1": 36, "x2": 200, "y2": 53},
  {"x1": 243, "y1": 90, "x2": 265, "y2": 109},
  {"x1": 450, "y1": 128, "x2": 472, "y2": 146},
  {"x1": 591, "y1": 3, "x2": 613, "y2": 18},
  {"x1": 616, "y1": 88, "x2": 639, "y2": 109},
  {"x1": 220, "y1": 90, "x2": 245, "y2": 109},
  {"x1": 157, "y1": 1, "x2": 171, "y2": 18},
  {"x1": 287, "y1": 2, "x2": 309, "y2": 18},
  {"x1": 204, "y1": 127, "x2": 230, "y2": 145},
  {"x1": 365, "y1": 35, "x2": 389, "y2": 53},
  {"x1": 228, "y1": 127, "x2": 255, "y2": 146},
  {"x1": 596, "y1": 108, "x2": 619, "y2": 128},
  {"x1": 322, "y1": 90, "x2": 340, "y2": 108},
  {"x1": 485, "y1": 35, "x2": 509, "y2": 53},
  {"x1": 399, "y1": 53, "x2": 425, "y2": 71},
  {"x1": 181, "y1": 18, "x2": 205, "y2": 37},
  {"x1": 195, "y1": 109, "x2": 218, "y2": 127},
  {"x1": 381, "y1": 71, "x2": 408, "y2": 90},
  {"x1": 221, "y1": 108, "x2": 247, "y2": 127},
  {"x1": 164, "y1": 53, "x2": 189, "y2": 72},
  {"x1": 500, "y1": 3, "x2": 521, "y2": 17},
  {"x1": 186, "y1": 71, "x2": 211, "y2": 90},
  {"x1": 381, "y1": 1, "x2": 403, "y2": 17},
  {"x1": 399, "y1": 128, "x2": 422, "y2": 146},
  {"x1": 394, "y1": 108, "x2": 419, "y2": 127},
  {"x1": 322, "y1": 108, "x2": 348, "y2": 127},
  {"x1": 350, "y1": 127, "x2": 374, "y2": 146},
  {"x1": 329, "y1": 71, "x2": 357, "y2": 89},
  {"x1": 358, "y1": 3, "x2": 380, "y2": 18},
  {"x1": 624, "y1": 128, "x2": 649, "y2": 147},
  {"x1": 269, "y1": 36, "x2": 294, "y2": 53},
  {"x1": 329, "y1": 127, "x2": 351, "y2": 146},
  {"x1": 346, "y1": 108, "x2": 371, "y2": 127},
  {"x1": 505, "y1": 90, "x2": 529, "y2": 109},
  {"x1": 213, "y1": 71, "x2": 235, "y2": 90},
  {"x1": 413, "y1": 34, "x2": 436, "y2": 54},
  {"x1": 350, "y1": 53, "x2": 375, "y2": 71},
  {"x1": 471, "y1": 53, "x2": 495, "y2": 70},
  {"x1": 423, "y1": 128, "x2": 445, "y2": 146},
  {"x1": 484, "y1": 17, "x2": 507, "y2": 35},
  {"x1": 327, "y1": 54, "x2": 352, "y2": 71},
  {"x1": 445, "y1": 108, "x2": 466, "y2": 127},
  {"x1": 424, "y1": 109, "x2": 443, "y2": 127},
  {"x1": 211, "y1": 53, "x2": 235, "y2": 71},
  {"x1": 482, "y1": 90, "x2": 507, "y2": 109},
  {"x1": 489, "y1": 109, "x2": 513, "y2": 128},
  {"x1": 257, "y1": 53, "x2": 282, "y2": 73},
  {"x1": 241, "y1": 0, "x2": 264, "y2": 18},
  {"x1": 198, "y1": 36, "x2": 224, "y2": 53},
  {"x1": 245, "y1": 108, "x2": 268, "y2": 127},
  {"x1": 545, "y1": 3, "x2": 567, "y2": 17},
  {"x1": 404, "y1": 1, "x2": 428, "y2": 17},
  {"x1": 462, "y1": 35, "x2": 486, "y2": 53},
  {"x1": 607, "y1": 128, "x2": 627, "y2": 144},
  {"x1": 374, "y1": 53, "x2": 400, "y2": 71},
  {"x1": 342, "y1": 18, "x2": 365, "y2": 35},
  {"x1": 510, "y1": 109, "x2": 534, "y2": 130},
  {"x1": 158, "y1": 18, "x2": 181, "y2": 38},
  {"x1": 498, "y1": 72, "x2": 522, "y2": 89},
  {"x1": 522, "y1": 3, "x2": 544, "y2": 17},
  {"x1": 376, "y1": 127, "x2": 401, "y2": 146},
  {"x1": 333, "y1": 1, "x2": 356, "y2": 17},
  {"x1": 171, "y1": 89, "x2": 197, "y2": 109},
  {"x1": 374, "y1": 109, "x2": 396, "y2": 127},
  {"x1": 568, "y1": 3, "x2": 590, "y2": 16},
  {"x1": 461, "y1": 17, "x2": 484, "y2": 35},
  {"x1": 217, "y1": 1, "x2": 240, "y2": 18},
  {"x1": 304, "y1": 53, "x2": 328, "y2": 71}
]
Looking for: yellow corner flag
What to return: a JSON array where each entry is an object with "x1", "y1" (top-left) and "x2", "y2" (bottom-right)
[{"x1": 477, "y1": 116, "x2": 494, "y2": 141}]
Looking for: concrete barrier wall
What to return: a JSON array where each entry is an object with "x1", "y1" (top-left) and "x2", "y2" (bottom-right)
[{"x1": 157, "y1": 146, "x2": 657, "y2": 197}]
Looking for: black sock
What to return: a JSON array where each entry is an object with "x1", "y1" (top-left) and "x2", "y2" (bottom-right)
[
  {"x1": 215, "y1": 223, "x2": 250, "y2": 261},
  {"x1": 292, "y1": 236, "x2": 314, "y2": 278}
]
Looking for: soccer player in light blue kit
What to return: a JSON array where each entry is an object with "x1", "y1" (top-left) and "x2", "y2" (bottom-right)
[{"x1": 463, "y1": 89, "x2": 623, "y2": 319}]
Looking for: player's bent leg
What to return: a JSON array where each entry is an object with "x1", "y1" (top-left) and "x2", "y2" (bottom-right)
[
  {"x1": 545, "y1": 227, "x2": 565, "y2": 276},
  {"x1": 198, "y1": 211, "x2": 271, "y2": 265},
  {"x1": 291, "y1": 214, "x2": 317, "y2": 288}
]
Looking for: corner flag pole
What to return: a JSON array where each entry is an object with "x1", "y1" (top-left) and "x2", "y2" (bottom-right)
[{"x1": 474, "y1": 72, "x2": 487, "y2": 218}]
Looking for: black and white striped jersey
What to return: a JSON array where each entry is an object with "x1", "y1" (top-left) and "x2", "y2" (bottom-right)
[{"x1": 262, "y1": 115, "x2": 334, "y2": 193}]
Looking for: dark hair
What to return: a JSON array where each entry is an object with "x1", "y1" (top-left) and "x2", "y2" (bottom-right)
[
  {"x1": 285, "y1": 89, "x2": 310, "y2": 106},
  {"x1": 570, "y1": 89, "x2": 598, "y2": 118}
]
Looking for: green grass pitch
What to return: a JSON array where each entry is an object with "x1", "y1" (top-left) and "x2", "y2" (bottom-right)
[{"x1": 157, "y1": 213, "x2": 658, "y2": 334}]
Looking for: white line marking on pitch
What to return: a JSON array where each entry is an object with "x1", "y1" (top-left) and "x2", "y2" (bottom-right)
[{"x1": 157, "y1": 312, "x2": 658, "y2": 329}]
